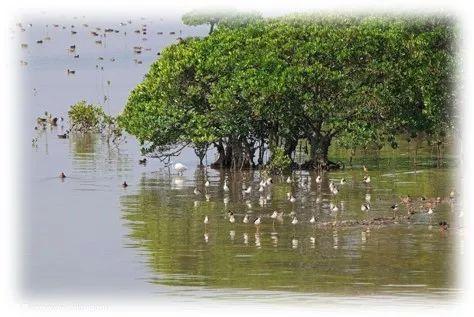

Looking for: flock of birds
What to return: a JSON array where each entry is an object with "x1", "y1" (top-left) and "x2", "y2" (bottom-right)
[{"x1": 169, "y1": 162, "x2": 456, "y2": 238}]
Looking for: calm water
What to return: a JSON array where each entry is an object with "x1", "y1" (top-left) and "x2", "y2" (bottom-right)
[{"x1": 16, "y1": 14, "x2": 462, "y2": 306}]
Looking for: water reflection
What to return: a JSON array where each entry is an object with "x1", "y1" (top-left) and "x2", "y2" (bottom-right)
[{"x1": 120, "y1": 164, "x2": 459, "y2": 295}]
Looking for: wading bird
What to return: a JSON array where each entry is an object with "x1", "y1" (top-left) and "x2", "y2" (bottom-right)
[{"x1": 173, "y1": 163, "x2": 187, "y2": 175}]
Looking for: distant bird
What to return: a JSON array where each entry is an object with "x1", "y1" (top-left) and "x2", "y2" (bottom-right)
[
  {"x1": 258, "y1": 185, "x2": 264, "y2": 193},
  {"x1": 270, "y1": 211, "x2": 278, "y2": 219},
  {"x1": 228, "y1": 211, "x2": 235, "y2": 224},
  {"x1": 309, "y1": 216, "x2": 316, "y2": 224},
  {"x1": 66, "y1": 69, "x2": 75, "y2": 75},
  {"x1": 59, "y1": 172, "x2": 66, "y2": 179},
  {"x1": 361, "y1": 203, "x2": 371, "y2": 211},
  {"x1": 204, "y1": 216, "x2": 209, "y2": 226},
  {"x1": 223, "y1": 181, "x2": 229, "y2": 192},
  {"x1": 365, "y1": 193, "x2": 371, "y2": 202},
  {"x1": 193, "y1": 188, "x2": 200, "y2": 195},
  {"x1": 139, "y1": 158, "x2": 147, "y2": 165},
  {"x1": 243, "y1": 214, "x2": 249, "y2": 224},
  {"x1": 204, "y1": 180, "x2": 210, "y2": 187},
  {"x1": 74, "y1": 54, "x2": 79, "y2": 58},
  {"x1": 363, "y1": 175, "x2": 371, "y2": 184},
  {"x1": 173, "y1": 163, "x2": 187, "y2": 175},
  {"x1": 391, "y1": 204, "x2": 399, "y2": 218},
  {"x1": 57, "y1": 132, "x2": 69, "y2": 139},
  {"x1": 331, "y1": 186, "x2": 339, "y2": 195},
  {"x1": 289, "y1": 195, "x2": 296, "y2": 203},
  {"x1": 254, "y1": 216, "x2": 261, "y2": 226},
  {"x1": 439, "y1": 221, "x2": 449, "y2": 231},
  {"x1": 265, "y1": 178, "x2": 273, "y2": 186},
  {"x1": 363, "y1": 165, "x2": 368, "y2": 172},
  {"x1": 427, "y1": 207, "x2": 434, "y2": 215},
  {"x1": 330, "y1": 203, "x2": 339, "y2": 212},
  {"x1": 450, "y1": 190, "x2": 455, "y2": 199},
  {"x1": 243, "y1": 186, "x2": 252, "y2": 195},
  {"x1": 286, "y1": 176, "x2": 292, "y2": 184},
  {"x1": 315, "y1": 175, "x2": 322, "y2": 184},
  {"x1": 122, "y1": 181, "x2": 128, "y2": 188},
  {"x1": 340, "y1": 178, "x2": 347, "y2": 185},
  {"x1": 291, "y1": 217, "x2": 298, "y2": 225}
]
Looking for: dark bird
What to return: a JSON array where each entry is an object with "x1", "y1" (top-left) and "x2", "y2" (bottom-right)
[
  {"x1": 122, "y1": 181, "x2": 128, "y2": 188},
  {"x1": 139, "y1": 158, "x2": 147, "y2": 165},
  {"x1": 438, "y1": 221, "x2": 449, "y2": 231},
  {"x1": 59, "y1": 172, "x2": 66, "y2": 179}
]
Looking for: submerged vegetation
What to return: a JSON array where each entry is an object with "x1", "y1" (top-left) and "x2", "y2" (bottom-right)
[{"x1": 118, "y1": 14, "x2": 457, "y2": 170}]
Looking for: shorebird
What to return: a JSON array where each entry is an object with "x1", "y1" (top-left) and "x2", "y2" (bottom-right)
[
  {"x1": 228, "y1": 211, "x2": 235, "y2": 224},
  {"x1": 391, "y1": 204, "x2": 399, "y2": 218},
  {"x1": 173, "y1": 163, "x2": 187, "y2": 175},
  {"x1": 254, "y1": 216, "x2": 261, "y2": 226},
  {"x1": 291, "y1": 216, "x2": 299, "y2": 225},
  {"x1": 361, "y1": 203, "x2": 370, "y2": 211}
]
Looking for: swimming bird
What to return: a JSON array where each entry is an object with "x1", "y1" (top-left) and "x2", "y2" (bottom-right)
[
  {"x1": 66, "y1": 69, "x2": 75, "y2": 75},
  {"x1": 173, "y1": 163, "x2": 187, "y2": 175},
  {"x1": 122, "y1": 181, "x2": 128, "y2": 188},
  {"x1": 138, "y1": 158, "x2": 147, "y2": 165},
  {"x1": 59, "y1": 172, "x2": 66, "y2": 179}
]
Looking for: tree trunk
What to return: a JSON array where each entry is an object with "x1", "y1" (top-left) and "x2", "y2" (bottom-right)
[{"x1": 302, "y1": 134, "x2": 340, "y2": 170}]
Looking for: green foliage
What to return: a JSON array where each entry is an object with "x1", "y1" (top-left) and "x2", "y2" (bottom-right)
[
  {"x1": 69, "y1": 100, "x2": 124, "y2": 144},
  {"x1": 266, "y1": 147, "x2": 292, "y2": 174},
  {"x1": 119, "y1": 14, "x2": 456, "y2": 169}
]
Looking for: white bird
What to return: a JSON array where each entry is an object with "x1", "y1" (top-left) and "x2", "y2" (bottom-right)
[
  {"x1": 258, "y1": 185, "x2": 264, "y2": 193},
  {"x1": 363, "y1": 175, "x2": 371, "y2": 184},
  {"x1": 173, "y1": 162, "x2": 187, "y2": 175},
  {"x1": 205, "y1": 180, "x2": 210, "y2": 187},
  {"x1": 243, "y1": 214, "x2": 249, "y2": 224},
  {"x1": 223, "y1": 181, "x2": 229, "y2": 192},
  {"x1": 205, "y1": 194, "x2": 211, "y2": 201},
  {"x1": 266, "y1": 178, "x2": 273, "y2": 186},
  {"x1": 329, "y1": 181, "x2": 335, "y2": 191},
  {"x1": 330, "y1": 203, "x2": 339, "y2": 212},
  {"x1": 289, "y1": 195, "x2": 296, "y2": 203},
  {"x1": 228, "y1": 211, "x2": 235, "y2": 223},
  {"x1": 309, "y1": 216, "x2": 316, "y2": 224},
  {"x1": 243, "y1": 186, "x2": 252, "y2": 194},
  {"x1": 291, "y1": 217, "x2": 298, "y2": 225},
  {"x1": 340, "y1": 178, "x2": 346, "y2": 185},
  {"x1": 315, "y1": 175, "x2": 322, "y2": 184},
  {"x1": 204, "y1": 216, "x2": 209, "y2": 225},
  {"x1": 365, "y1": 193, "x2": 371, "y2": 202},
  {"x1": 193, "y1": 188, "x2": 200, "y2": 195},
  {"x1": 331, "y1": 186, "x2": 339, "y2": 195},
  {"x1": 270, "y1": 211, "x2": 278, "y2": 219},
  {"x1": 286, "y1": 176, "x2": 292, "y2": 184},
  {"x1": 361, "y1": 203, "x2": 371, "y2": 211},
  {"x1": 254, "y1": 216, "x2": 261, "y2": 226},
  {"x1": 427, "y1": 208, "x2": 434, "y2": 215}
]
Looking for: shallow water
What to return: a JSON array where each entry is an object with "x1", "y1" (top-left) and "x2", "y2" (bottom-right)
[{"x1": 16, "y1": 14, "x2": 461, "y2": 306}]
